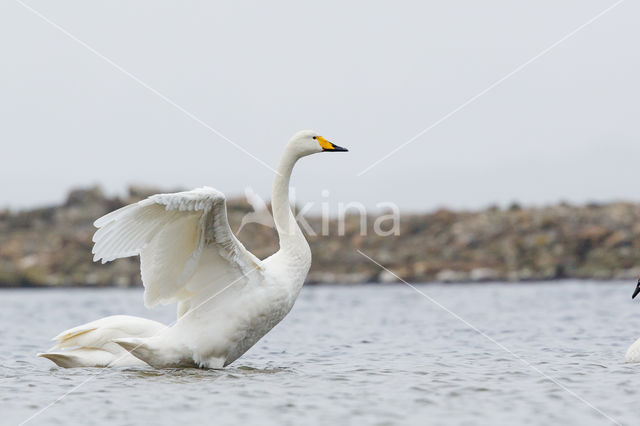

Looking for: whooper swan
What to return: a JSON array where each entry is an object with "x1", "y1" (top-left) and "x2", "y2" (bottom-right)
[{"x1": 38, "y1": 131, "x2": 348, "y2": 368}]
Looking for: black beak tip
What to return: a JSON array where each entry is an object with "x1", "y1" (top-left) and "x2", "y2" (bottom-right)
[
  {"x1": 324, "y1": 145, "x2": 349, "y2": 152},
  {"x1": 633, "y1": 284, "x2": 640, "y2": 299}
]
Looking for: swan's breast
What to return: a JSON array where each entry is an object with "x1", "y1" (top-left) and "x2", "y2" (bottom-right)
[
  {"x1": 221, "y1": 279, "x2": 300, "y2": 365},
  {"x1": 181, "y1": 255, "x2": 308, "y2": 367}
]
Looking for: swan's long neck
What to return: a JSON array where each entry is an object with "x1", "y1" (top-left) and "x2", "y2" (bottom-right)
[{"x1": 271, "y1": 148, "x2": 311, "y2": 262}]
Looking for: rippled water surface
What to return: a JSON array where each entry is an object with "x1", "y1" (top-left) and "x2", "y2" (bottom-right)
[{"x1": 2, "y1": 282, "x2": 640, "y2": 425}]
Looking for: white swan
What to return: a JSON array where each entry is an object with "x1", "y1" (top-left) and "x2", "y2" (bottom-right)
[
  {"x1": 38, "y1": 130, "x2": 348, "y2": 368},
  {"x1": 626, "y1": 338, "x2": 640, "y2": 363},
  {"x1": 626, "y1": 277, "x2": 640, "y2": 362}
]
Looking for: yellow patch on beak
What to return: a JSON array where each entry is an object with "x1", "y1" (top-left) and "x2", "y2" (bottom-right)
[{"x1": 316, "y1": 136, "x2": 334, "y2": 150}]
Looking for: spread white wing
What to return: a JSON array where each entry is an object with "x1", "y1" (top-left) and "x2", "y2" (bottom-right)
[{"x1": 92, "y1": 187, "x2": 263, "y2": 308}]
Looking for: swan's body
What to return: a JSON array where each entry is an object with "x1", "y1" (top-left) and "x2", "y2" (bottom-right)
[
  {"x1": 38, "y1": 131, "x2": 347, "y2": 368},
  {"x1": 628, "y1": 278, "x2": 640, "y2": 362},
  {"x1": 626, "y1": 337, "x2": 640, "y2": 363}
]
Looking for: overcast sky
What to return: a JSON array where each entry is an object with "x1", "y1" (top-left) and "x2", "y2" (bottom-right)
[{"x1": 1, "y1": 0, "x2": 638, "y2": 212}]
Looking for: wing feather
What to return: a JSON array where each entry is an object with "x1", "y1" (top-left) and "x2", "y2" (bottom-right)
[{"x1": 92, "y1": 187, "x2": 262, "y2": 308}]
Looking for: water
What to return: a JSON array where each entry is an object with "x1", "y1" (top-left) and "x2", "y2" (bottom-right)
[{"x1": 2, "y1": 282, "x2": 640, "y2": 426}]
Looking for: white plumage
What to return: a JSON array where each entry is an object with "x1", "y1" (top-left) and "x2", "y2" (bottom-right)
[
  {"x1": 92, "y1": 187, "x2": 260, "y2": 308},
  {"x1": 38, "y1": 130, "x2": 347, "y2": 368},
  {"x1": 39, "y1": 315, "x2": 166, "y2": 367},
  {"x1": 626, "y1": 338, "x2": 640, "y2": 362}
]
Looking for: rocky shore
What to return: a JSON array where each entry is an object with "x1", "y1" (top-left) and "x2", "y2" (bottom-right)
[{"x1": 1, "y1": 186, "x2": 639, "y2": 287}]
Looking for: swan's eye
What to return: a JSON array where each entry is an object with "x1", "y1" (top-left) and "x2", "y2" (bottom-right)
[{"x1": 312, "y1": 136, "x2": 317, "y2": 140}]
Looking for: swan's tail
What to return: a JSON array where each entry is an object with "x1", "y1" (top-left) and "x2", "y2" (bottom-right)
[
  {"x1": 38, "y1": 348, "x2": 131, "y2": 368},
  {"x1": 38, "y1": 315, "x2": 167, "y2": 368},
  {"x1": 112, "y1": 337, "x2": 197, "y2": 368}
]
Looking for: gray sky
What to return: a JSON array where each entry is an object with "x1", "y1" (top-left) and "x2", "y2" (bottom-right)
[{"x1": 1, "y1": 0, "x2": 638, "y2": 212}]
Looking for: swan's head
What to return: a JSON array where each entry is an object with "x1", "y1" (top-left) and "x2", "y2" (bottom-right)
[
  {"x1": 633, "y1": 275, "x2": 640, "y2": 299},
  {"x1": 287, "y1": 130, "x2": 348, "y2": 158}
]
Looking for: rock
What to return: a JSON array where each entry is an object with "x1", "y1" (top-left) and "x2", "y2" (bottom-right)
[
  {"x1": 470, "y1": 268, "x2": 501, "y2": 282},
  {"x1": 378, "y1": 269, "x2": 399, "y2": 283},
  {"x1": 603, "y1": 231, "x2": 630, "y2": 248},
  {"x1": 614, "y1": 268, "x2": 640, "y2": 280},
  {"x1": 65, "y1": 186, "x2": 105, "y2": 207},
  {"x1": 436, "y1": 269, "x2": 469, "y2": 283}
]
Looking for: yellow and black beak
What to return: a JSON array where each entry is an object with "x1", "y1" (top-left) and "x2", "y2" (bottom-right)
[
  {"x1": 633, "y1": 279, "x2": 640, "y2": 299},
  {"x1": 316, "y1": 136, "x2": 348, "y2": 152}
]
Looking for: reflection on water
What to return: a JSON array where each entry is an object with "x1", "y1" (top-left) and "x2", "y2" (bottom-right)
[{"x1": 2, "y1": 282, "x2": 640, "y2": 425}]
